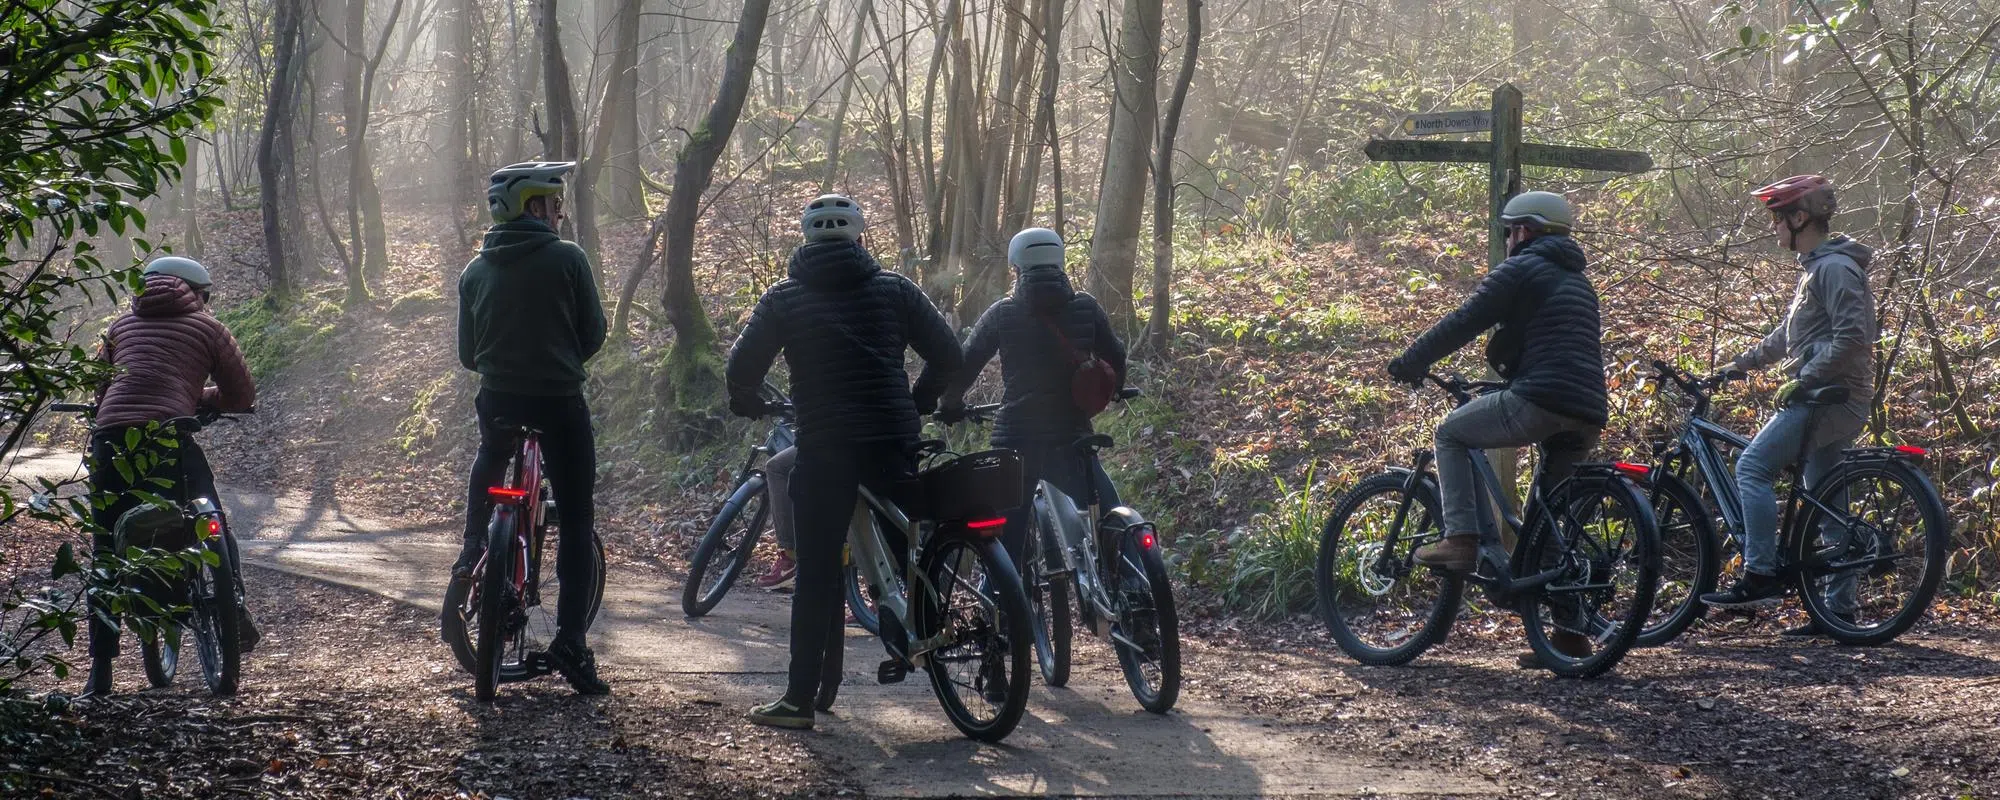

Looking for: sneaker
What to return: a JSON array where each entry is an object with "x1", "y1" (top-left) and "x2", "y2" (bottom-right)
[
  {"x1": 1413, "y1": 534, "x2": 1479, "y2": 572},
  {"x1": 237, "y1": 607, "x2": 261, "y2": 654},
  {"x1": 756, "y1": 551, "x2": 798, "y2": 590},
  {"x1": 747, "y1": 698, "x2": 814, "y2": 730},
  {"x1": 1515, "y1": 630, "x2": 1592, "y2": 669},
  {"x1": 544, "y1": 639, "x2": 611, "y2": 696},
  {"x1": 1700, "y1": 571, "x2": 1786, "y2": 610},
  {"x1": 1782, "y1": 611, "x2": 1855, "y2": 637}
]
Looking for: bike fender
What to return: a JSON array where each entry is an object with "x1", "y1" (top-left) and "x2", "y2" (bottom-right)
[{"x1": 189, "y1": 497, "x2": 220, "y2": 516}]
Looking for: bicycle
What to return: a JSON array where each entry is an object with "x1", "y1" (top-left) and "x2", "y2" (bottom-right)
[
  {"x1": 1641, "y1": 360, "x2": 1949, "y2": 645},
  {"x1": 44, "y1": 402, "x2": 251, "y2": 696},
  {"x1": 1313, "y1": 374, "x2": 1662, "y2": 678},
  {"x1": 439, "y1": 419, "x2": 605, "y2": 702},
  {"x1": 1008, "y1": 388, "x2": 1181, "y2": 713}
]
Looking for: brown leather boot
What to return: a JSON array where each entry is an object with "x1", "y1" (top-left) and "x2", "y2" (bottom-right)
[
  {"x1": 1516, "y1": 630, "x2": 1593, "y2": 669},
  {"x1": 1413, "y1": 534, "x2": 1478, "y2": 572}
]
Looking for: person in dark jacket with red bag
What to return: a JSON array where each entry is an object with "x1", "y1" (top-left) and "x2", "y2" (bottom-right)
[
  {"x1": 83, "y1": 256, "x2": 257, "y2": 696},
  {"x1": 939, "y1": 227, "x2": 1128, "y2": 569}
]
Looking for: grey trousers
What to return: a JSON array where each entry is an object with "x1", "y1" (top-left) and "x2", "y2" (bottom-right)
[
  {"x1": 1435, "y1": 390, "x2": 1599, "y2": 538},
  {"x1": 766, "y1": 445, "x2": 798, "y2": 551}
]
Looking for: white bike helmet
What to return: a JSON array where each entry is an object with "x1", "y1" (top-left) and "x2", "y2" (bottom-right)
[
  {"x1": 800, "y1": 194, "x2": 864, "y2": 241},
  {"x1": 1007, "y1": 227, "x2": 1064, "y2": 270},
  {"x1": 487, "y1": 161, "x2": 575, "y2": 223},
  {"x1": 143, "y1": 255, "x2": 212, "y2": 289}
]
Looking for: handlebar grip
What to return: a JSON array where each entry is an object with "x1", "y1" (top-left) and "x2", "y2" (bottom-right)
[{"x1": 1116, "y1": 387, "x2": 1143, "y2": 400}]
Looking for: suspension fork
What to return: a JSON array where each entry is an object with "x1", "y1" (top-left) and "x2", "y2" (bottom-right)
[{"x1": 1376, "y1": 451, "x2": 1435, "y2": 574}]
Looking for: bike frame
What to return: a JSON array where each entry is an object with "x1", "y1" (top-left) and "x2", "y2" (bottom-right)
[
  {"x1": 1033, "y1": 453, "x2": 1158, "y2": 639},
  {"x1": 476, "y1": 432, "x2": 545, "y2": 615}
]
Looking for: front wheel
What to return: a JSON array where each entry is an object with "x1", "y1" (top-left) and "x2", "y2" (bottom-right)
[
  {"x1": 141, "y1": 624, "x2": 181, "y2": 688},
  {"x1": 1314, "y1": 472, "x2": 1463, "y2": 666},
  {"x1": 1516, "y1": 474, "x2": 1659, "y2": 678},
  {"x1": 1112, "y1": 531, "x2": 1179, "y2": 713},
  {"x1": 1795, "y1": 460, "x2": 1949, "y2": 646},
  {"x1": 1635, "y1": 470, "x2": 1719, "y2": 647},
  {"x1": 682, "y1": 475, "x2": 769, "y2": 617},
  {"x1": 917, "y1": 534, "x2": 1032, "y2": 743},
  {"x1": 846, "y1": 560, "x2": 882, "y2": 635}
]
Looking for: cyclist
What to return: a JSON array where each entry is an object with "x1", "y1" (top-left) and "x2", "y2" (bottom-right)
[
  {"x1": 726, "y1": 194, "x2": 962, "y2": 730},
  {"x1": 1385, "y1": 191, "x2": 1607, "y2": 663},
  {"x1": 938, "y1": 227, "x2": 1126, "y2": 570},
  {"x1": 83, "y1": 256, "x2": 257, "y2": 696},
  {"x1": 453, "y1": 160, "x2": 610, "y2": 695},
  {"x1": 1699, "y1": 175, "x2": 1875, "y2": 634}
]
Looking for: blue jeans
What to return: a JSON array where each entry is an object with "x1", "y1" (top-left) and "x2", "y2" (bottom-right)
[{"x1": 1735, "y1": 404, "x2": 1864, "y2": 613}]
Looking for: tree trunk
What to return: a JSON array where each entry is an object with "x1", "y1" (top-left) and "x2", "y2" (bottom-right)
[
  {"x1": 592, "y1": 0, "x2": 643, "y2": 219},
  {"x1": 445, "y1": 0, "x2": 476, "y2": 216},
  {"x1": 182, "y1": 135, "x2": 204, "y2": 259},
  {"x1": 1146, "y1": 0, "x2": 1200, "y2": 355},
  {"x1": 539, "y1": 0, "x2": 596, "y2": 266},
  {"x1": 258, "y1": 0, "x2": 305, "y2": 303},
  {"x1": 1086, "y1": 0, "x2": 1163, "y2": 330},
  {"x1": 655, "y1": 0, "x2": 775, "y2": 421},
  {"x1": 1259, "y1": 17, "x2": 1338, "y2": 233},
  {"x1": 819, "y1": 0, "x2": 877, "y2": 192}
]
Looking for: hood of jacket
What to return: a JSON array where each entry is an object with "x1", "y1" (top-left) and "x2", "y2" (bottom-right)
[
  {"x1": 1510, "y1": 233, "x2": 1586, "y2": 272},
  {"x1": 1803, "y1": 234, "x2": 1872, "y2": 273},
  {"x1": 1013, "y1": 265, "x2": 1076, "y2": 314},
  {"x1": 133, "y1": 274, "x2": 205, "y2": 317},
  {"x1": 479, "y1": 218, "x2": 563, "y2": 266},
  {"x1": 788, "y1": 239, "x2": 881, "y2": 288}
]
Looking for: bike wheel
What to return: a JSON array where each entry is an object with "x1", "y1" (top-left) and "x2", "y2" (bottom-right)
[
  {"x1": 141, "y1": 623, "x2": 181, "y2": 688},
  {"x1": 189, "y1": 526, "x2": 241, "y2": 696},
  {"x1": 682, "y1": 475, "x2": 768, "y2": 617},
  {"x1": 846, "y1": 561, "x2": 882, "y2": 635},
  {"x1": 1313, "y1": 472, "x2": 1463, "y2": 665},
  {"x1": 474, "y1": 506, "x2": 518, "y2": 703},
  {"x1": 1795, "y1": 460, "x2": 1949, "y2": 646},
  {"x1": 440, "y1": 568, "x2": 479, "y2": 674},
  {"x1": 502, "y1": 523, "x2": 605, "y2": 682},
  {"x1": 917, "y1": 534, "x2": 1032, "y2": 743},
  {"x1": 1112, "y1": 532, "x2": 1180, "y2": 714},
  {"x1": 1635, "y1": 470, "x2": 1719, "y2": 647},
  {"x1": 1025, "y1": 541, "x2": 1072, "y2": 688},
  {"x1": 1516, "y1": 475, "x2": 1659, "y2": 678}
]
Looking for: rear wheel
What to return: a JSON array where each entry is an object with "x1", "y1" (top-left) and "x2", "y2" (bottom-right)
[
  {"x1": 918, "y1": 534, "x2": 1032, "y2": 742},
  {"x1": 1314, "y1": 472, "x2": 1462, "y2": 665},
  {"x1": 845, "y1": 561, "x2": 881, "y2": 635},
  {"x1": 1516, "y1": 474, "x2": 1659, "y2": 678},
  {"x1": 1796, "y1": 460, "x2": 1948, "y2": 646},
  {"x1": 1112, "y1": 532, "x2": 1179, "y2": 713},
  {"x1": 187, "y1": 521, "x2": 241, "y2": 696},
  {"x1": 474, "y1": 506, "x2": 518, "y2": 703},
  {"x1": 682, "y1": 475, "x2": 768, "y2": 617},
  {"x1": 502, "y1": 520, "x2": 605, "y2": 682},
  {"x1": 1635, "y1": 470, "x2": 1718, "y2": 647}
]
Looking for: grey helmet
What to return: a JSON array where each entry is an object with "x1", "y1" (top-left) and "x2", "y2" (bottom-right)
[
  {"x1": 1498, "y1": 191, "x2": 1576, "y2": 234},
  {"x1": 487, "y1": 161, "x2": 575, "y2": 223},
  {"x1": 800, "y1": 194, "x2": 864, "y2": 241},
  {"x1": 143, "y1": 255, "x2": 212, "y2": 289},
  {"x1": 1007, "y1": 227, "x2": 1065, "y2": 270}
]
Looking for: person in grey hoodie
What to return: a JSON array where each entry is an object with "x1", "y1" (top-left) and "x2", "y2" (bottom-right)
[
  {"x1": 455, "y1": 161, "x2": 610, "y2": 694},
  {"x1": 1700, "y1": 175, "x2": 1876, "y2": 628}
]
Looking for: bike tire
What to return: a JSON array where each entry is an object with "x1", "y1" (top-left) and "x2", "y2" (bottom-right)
[
  {"x1": 918, "y1": 534, "x2": 1032, "y2": 743},
  {"x1": 141, "y1": 624, "x2": 181, "y2": 688},
  {"x1": 1026, "y1": 543, "x2": 1073, "y2": 688},
  {"x1": 1313, "y1": 472, "x2": 1463, "y2": 666},
  {"x1": 846, "y1": 561, "x2": 882, "y2": 635},
  {"x1": 1635, "y1": 470, "x2": 1719, "y2": 647},
  {"x1": 440, "y1": 569, "x2": 478, "y2": 674},
  {"x1": 1516, "y1": 474, "x2": 1659, "y2": 679},
  {"x1": 474, "y1": 506, "x2": 518, "y2": 703},
  {"x1": 682, "y1": 475, "x2": 768, "y2": 618},
  {"x1": 1796, "y1": 459, "x2": 1949, "y2": 646},
  {"x1": 192, "y1": 527, "x2": 241, "y2": 696},
  {"x1": 1112, "y1": 534, "x2": 1180, "y2": 714}
]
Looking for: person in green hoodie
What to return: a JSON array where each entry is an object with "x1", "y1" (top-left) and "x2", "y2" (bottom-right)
[{"x1": 454, "y1": 161, "x2": 610, "y2": 695}]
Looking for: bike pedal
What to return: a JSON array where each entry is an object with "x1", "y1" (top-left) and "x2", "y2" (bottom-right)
[{"x1": 876, "y1": 658, "x2": 909, "y2": 685}]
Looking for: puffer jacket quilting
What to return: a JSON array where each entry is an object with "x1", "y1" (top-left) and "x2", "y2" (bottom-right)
[
  {"x1": 95, "y1": 274, "x2": 256, "y2": 428},
  {"x1": 945, "y1": 266, "x2": 1128, "y2": 448},
  {"x1": 1396, "y1": 234, "x2": 1607, "y2": 427},
  {"x1": 724, "y1": 240, "x2": 962, "y2": 447}
]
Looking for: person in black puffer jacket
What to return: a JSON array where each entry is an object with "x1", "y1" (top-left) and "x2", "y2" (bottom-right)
[
  {"x1": 939, "y1": 228, "x2": 1127, "y2": 568},
  {"x1": 1386, "y1": 191, "x2": 1606, "y2": 617},
  {"x1": 726, "y1": 194, "x2": 962, "y2": 731}
]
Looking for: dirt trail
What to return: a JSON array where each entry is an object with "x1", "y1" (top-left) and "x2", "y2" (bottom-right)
[{"x1": 9, "y1": 446, "x2": 1494, "y2": 798}]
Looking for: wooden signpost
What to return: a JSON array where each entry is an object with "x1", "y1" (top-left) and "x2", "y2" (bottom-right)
[{"x1": 1368, "y1": 83, "x2": 1653, "y2": 267}]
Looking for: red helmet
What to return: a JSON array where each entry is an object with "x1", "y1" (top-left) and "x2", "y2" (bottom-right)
[{"x1": 1752, "y1": 174, "x2": 1837, "y2": 219}]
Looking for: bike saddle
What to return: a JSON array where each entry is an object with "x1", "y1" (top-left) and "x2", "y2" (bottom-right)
[
  {"x1": 1073, "y1": 434, "x2": 1115, "y2": 453},
  {"x1": 491, "y1": 417, "x2": 544, "y2": 434},
  {"x1": 1800, "y1": 386, "x2": 1851, "y2": 406}
]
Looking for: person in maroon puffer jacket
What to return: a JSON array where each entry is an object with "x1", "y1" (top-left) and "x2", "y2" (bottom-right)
[{"x1": 82, "y1": 256, "x2": 256, "y2": 696}]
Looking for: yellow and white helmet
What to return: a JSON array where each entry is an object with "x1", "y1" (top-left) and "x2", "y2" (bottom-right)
[{"x1": 487, "y1": 161, "x2": 575, "y2": 223}]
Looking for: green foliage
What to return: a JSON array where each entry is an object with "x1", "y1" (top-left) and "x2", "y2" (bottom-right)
[
  {"x1": 1185, "y1": 467, "x2": 1329, "y2": 620},
  {"x1": 214, "y1": 293, "x2": 342, "y2": 380}
]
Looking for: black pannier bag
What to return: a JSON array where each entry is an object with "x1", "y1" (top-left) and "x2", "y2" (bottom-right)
[{"x1": 919, "y1": 449, "x2": 1023, "y2": 524}]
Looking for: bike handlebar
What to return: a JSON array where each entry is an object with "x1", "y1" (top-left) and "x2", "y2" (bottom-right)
[{"x1": 49, "y1": 403, "x2": 94, "y2": 414}]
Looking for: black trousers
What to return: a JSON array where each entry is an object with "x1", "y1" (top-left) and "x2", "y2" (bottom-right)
[
  {"x1": 785, "y1": 441, "x2": 914, "y2": 705},
  {"x1": 1000, "y1": 441, "x2": 1120, "y2": 571},
  {"x1": 463, "y1": 389, "x2": 599, "y2": 646},
  {"x1": 86, "y1": 426, "x2": 225, "y2": 664}
]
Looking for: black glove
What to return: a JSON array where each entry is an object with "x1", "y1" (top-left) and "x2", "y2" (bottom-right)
[
  {"x1": 1386, "y1": 356, "x2": 1426, "y2": 386},
  {"x1": 913, "y1": 395, "x2": 939, "y2": 416},
  {"x1": 934, "y1": 403, "x2": 966, "y2": 425},
  {"x1": 728, "y1": 396, "x2": 765, "y2": 420}
]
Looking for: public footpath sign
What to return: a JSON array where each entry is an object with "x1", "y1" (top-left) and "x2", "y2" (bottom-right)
[{"x1": 1366, "y1": 84, "x2": 1653, "y2": 266}]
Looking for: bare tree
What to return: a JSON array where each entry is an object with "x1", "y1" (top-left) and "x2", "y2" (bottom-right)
[
  {"x1": 1086, "y1": 0, "x2": 1164, "y2": 330},
  {"x1": 1147, "y1": 0, "x2": 1201, "y2": 355},
  {"x1": 257, "y1": 0, "x2": 307, "y2": 303}
]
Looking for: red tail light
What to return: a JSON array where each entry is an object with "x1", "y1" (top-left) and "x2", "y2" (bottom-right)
[
  {"x1": 1139, "y1": 531, "x2": 1157, "y2": 550},
  {"x1": 966, "y1": 517, "x2": 1006, "y2": 536},
  {"x1": 488, "y1": 487, "x2": 529, "y2": 502},
  {"x1": 1613, "y1": 462, "x2": 1651, "y2": 480},
  {"x1": 205, "y1": 518, "x2": 221, "y2": 536},
  {"x1": 1895, "y1": 445, "x2": 1927, "y2": 458}
]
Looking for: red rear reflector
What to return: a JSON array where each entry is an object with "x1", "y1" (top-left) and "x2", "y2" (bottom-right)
[
  {"x1": 1895, "y1": 445, "x2": 1927, "y2": 457},
  {"x1": 966, "y1": 517, "x2": 1006, "y2": 530},
  {"x1": 206, "y1": 519, "x2": 221, "y2": 536},
  {"x1": 488, "y1": 487, "x2": 529, "y2": 502},
  {"x1": 1613, "y1": 462, "x2": 1651, "y2": 479},
  {"x1": 1139, "y1": 531, "x2": 1156, "y2": 550}
]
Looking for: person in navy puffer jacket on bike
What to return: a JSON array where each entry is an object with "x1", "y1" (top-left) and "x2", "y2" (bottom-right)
[
  {"x1": 938, "y1": 227, "x2": 1127, "y2": 571},
  {"x1": 725, "y1": 194, "x2": 962, "y2": 731}
]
